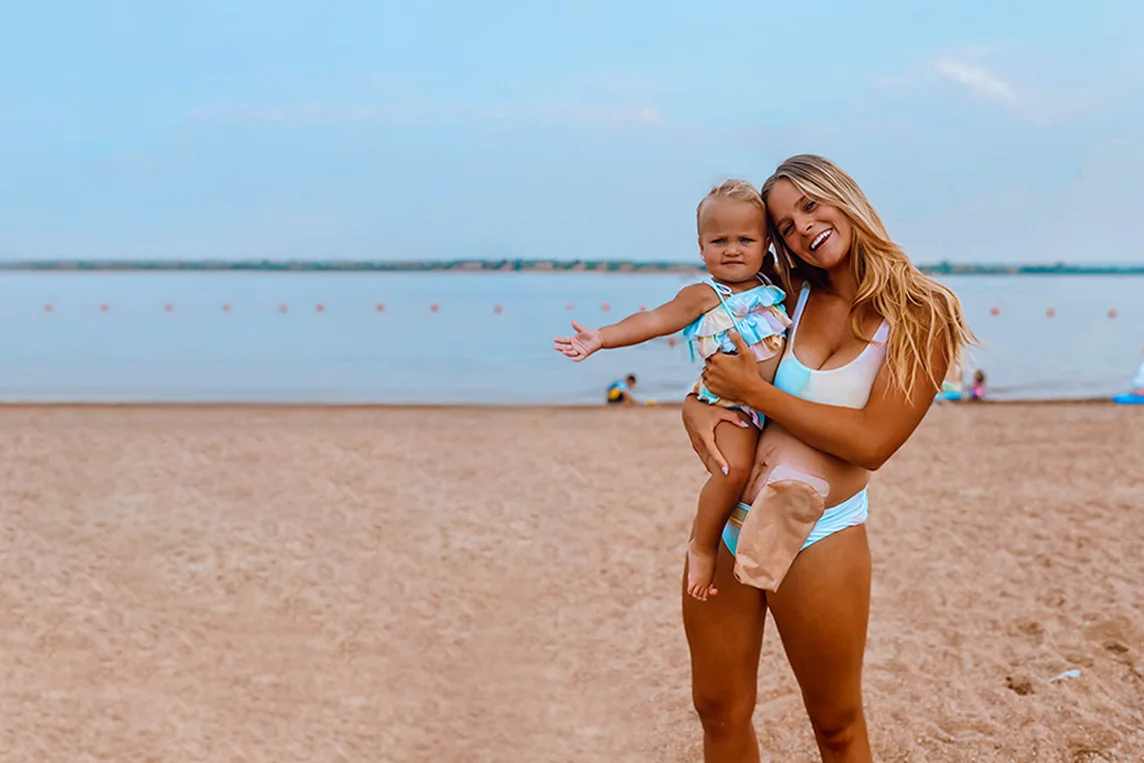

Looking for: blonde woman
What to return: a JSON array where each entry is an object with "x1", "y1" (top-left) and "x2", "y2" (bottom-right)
[{"x1": 680, "y1": 154, "x2": 975, "y2": 762}]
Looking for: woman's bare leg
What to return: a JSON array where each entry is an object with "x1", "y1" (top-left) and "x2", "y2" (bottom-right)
[
  {"x1": 682, "y1": 539, "x2": 767, "y2": 762},
  {"x1": 767, "y1": 525, "x2": 873, "y2": 762}
]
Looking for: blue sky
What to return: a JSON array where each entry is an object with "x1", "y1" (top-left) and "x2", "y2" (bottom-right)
[{"x1": 2, "y1": 0, "x2": 1142, "y2": 263}]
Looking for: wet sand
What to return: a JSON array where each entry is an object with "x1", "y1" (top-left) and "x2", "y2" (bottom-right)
[{"x1": 0, "y1": 403, "x2": 1141, "y2": 761}]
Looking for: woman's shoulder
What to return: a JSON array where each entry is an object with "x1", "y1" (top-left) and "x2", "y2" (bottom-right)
[{"x1": 783, "y1": 278, "x2": 809, "y2": 314}]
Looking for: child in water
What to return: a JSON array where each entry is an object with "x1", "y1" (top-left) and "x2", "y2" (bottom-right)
[{"x1": 553, "y1": 180, "x2": 790, "y2": 600}]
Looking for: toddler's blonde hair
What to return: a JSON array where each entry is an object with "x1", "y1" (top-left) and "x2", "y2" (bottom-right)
[{"x1": 696, "y1": 179, "x2": 766, "y2": 233}]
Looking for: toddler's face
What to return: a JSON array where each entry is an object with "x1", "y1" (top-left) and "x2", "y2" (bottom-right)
[{"x1": 697, "y1": 200, "x2": 767, "y2": 283}]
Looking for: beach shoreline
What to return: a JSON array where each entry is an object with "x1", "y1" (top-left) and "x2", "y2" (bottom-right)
[{"x1": 0, "y1": 396, "x2": 1129, "y2": 412}]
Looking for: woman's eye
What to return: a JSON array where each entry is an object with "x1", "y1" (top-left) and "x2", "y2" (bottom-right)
[{"x1": 804, "y1": 200, "x2": 816, "y2": 211}]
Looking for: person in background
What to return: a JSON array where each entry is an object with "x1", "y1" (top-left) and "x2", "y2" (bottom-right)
[
  {"x1": 937, "y1": 359, "x2": 965, "y2": 402},
  {"x1": 606, "y1": 374, "x2": 639, "y2": 405},
  {"x1": 1132, "y1": 345, "x2": 1144, "y2": 395},
  {"x1": 968, "y1": 369, "x2": 988, "y2": 401}
]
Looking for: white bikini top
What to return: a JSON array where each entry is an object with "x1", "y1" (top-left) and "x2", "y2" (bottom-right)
[{"x1": 773, "y1": 283, "x2": 890, "y2": 410}]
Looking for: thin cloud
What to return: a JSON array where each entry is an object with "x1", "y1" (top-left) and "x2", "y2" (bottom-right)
[
  {"x1": 191, "y1": 100, "x2": 666, "y2": 128},
  {"x1": 873, "y1": 46, "x2": 1120, "y2": 125},
  {"x1": 932, "y1": 59, "x2": 1018, "y2": 104}
]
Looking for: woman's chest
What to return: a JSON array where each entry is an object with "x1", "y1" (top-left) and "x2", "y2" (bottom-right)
[{"x1": 792, "y1": 297, "x2": 883, "y2": 371}]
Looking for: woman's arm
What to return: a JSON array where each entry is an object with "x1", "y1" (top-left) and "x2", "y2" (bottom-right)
[{"x1": 702, "y1": 331, "x2": 948, "y2": 470}]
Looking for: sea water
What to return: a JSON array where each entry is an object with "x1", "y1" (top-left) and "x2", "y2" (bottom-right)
[{"x1": 0, "y1": 272, "x2": 1139, "y2": 404}]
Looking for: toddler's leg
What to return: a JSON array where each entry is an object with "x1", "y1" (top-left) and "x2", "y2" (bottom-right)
[{"x1": 688, "y1": 414, "x2": 757, "y2": 601}]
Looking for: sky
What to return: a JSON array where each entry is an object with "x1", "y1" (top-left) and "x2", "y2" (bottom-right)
[{"x1": 2, "y1": 0, "x2": 1143, "y2": 264}]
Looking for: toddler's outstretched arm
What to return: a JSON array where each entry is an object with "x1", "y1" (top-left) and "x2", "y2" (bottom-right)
[{"x1": 553, "y1": 283, "x2": 713, "y2": 362}]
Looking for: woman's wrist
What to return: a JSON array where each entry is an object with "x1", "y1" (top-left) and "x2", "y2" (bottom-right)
[{"x1": 741, "y1": 376, "x2": 775, "y2": 416}]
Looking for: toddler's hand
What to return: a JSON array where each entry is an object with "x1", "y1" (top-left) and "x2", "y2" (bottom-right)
[{"x1": 553, "y1": 321, "x2": 603, "y2": 362}]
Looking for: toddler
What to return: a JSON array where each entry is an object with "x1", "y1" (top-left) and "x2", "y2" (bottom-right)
[{"x1": 553, "y1": 180, "x2": 790, "y2": 600}]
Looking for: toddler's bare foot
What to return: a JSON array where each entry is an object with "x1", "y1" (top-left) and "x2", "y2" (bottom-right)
[{"x1": 687, "y1": 540, "x2": 719, "y2": 601}]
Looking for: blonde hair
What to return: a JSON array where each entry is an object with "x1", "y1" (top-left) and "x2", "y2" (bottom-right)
[
  {"x1": 760, "y1": 154, "x2": 976, "y2": 396},
  {"x1": 696, "y1": 178, "x2": 766, "y2": 232}
]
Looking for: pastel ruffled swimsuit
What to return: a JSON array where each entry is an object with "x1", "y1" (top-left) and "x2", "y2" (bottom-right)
[{"x1": 681, "y1": 276, "x2": 791, "y2": 428}]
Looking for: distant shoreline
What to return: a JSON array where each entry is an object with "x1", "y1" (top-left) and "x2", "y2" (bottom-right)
[
  {"x1": 1, "y1": 259, "x2": 1143, "y2": 276},
  {"x1": 0, "y1": 398, "x2": 1125, "y2": 410}
]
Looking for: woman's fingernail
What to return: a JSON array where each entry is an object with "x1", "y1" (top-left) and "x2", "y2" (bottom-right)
[{"x1": 721, "y1": 466, "x2": 729, "y2": 475}]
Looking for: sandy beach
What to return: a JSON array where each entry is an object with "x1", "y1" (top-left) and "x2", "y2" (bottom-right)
[{"x1": 1, "y1": 402, "x2": 1142, "y2": 762}]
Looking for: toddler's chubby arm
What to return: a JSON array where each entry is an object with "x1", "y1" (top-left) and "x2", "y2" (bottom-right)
[{"x1": 553, "y1": 283, "x2": 716, "y2": 362}]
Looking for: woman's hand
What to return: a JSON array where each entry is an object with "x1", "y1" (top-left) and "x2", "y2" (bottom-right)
[
  {"x1": 702, "y1": 331, "x2": 766, "y2": 402},
  {"x1": 681, "y1": 394, "x2": 749, "y2": 475}
]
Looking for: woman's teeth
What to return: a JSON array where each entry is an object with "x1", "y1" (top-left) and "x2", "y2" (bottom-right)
[{"x1": 810, "y1": 229, "x2": 832, "y2": 252}]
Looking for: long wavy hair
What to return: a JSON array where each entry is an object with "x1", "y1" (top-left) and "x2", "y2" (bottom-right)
[{"x1": 760, "y1": 154, "x2": 976, "y2": 396}]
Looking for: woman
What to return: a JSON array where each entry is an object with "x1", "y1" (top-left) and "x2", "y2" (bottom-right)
[{"x1": 680, "y1": 154, "x2": 974, "y2": 762}]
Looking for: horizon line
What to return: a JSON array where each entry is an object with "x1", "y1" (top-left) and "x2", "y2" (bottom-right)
[{"x1": 0, "y1": 258, "x2": 1142, "y2": 276}]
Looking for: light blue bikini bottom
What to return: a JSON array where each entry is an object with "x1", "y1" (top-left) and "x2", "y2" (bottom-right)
[{"x1": 721, "y1": 487, "x2": 869, "y2": 557}]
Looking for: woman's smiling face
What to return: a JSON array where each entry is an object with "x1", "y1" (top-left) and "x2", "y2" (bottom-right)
[{"x1": 766, "y1": 178, "x2": 854, "y2": 272}]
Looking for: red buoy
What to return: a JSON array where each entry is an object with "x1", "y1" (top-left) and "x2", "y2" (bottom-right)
[
  {"x1": 164, "y1": 304, "x2": 174, "y2": 313},
  {"x1": 44, "y1": 304, "x2": 53, "y2": 313},
  {"x1": 1046, "y1": 307, "x2": 1056, "y2": 318},
  {"x1": 1108, "y1": 308, "x2": 1118, "y2": 318},
  {"x1": 566, "y1": 302, "x2": 575, "y2": 310},
  {"x1": 601, "y1": 302, "x2": 611, "y2": 311},
  {"x1": 493, "y1": 305, "x2": 503, "y2": 314},
  {"x1": 222, "y1": 303, "x2": 231, "y2": 312},
  {"x1": 101, "y1": 304, "x2": 110, "y2": 313},
  {"x1": 376, "y1": 303, "x2": 386, "y2": 312},
  {"x1": 316, "y1": 304, "x2": 325, "y2": 313},
  {"x1": 990, "y1": 306, "x2": 999, "y2": 316},
  {"x1": 430, "y1": 304, "x2": 440, "y2": 313},
  {"x1": 279, "y1": 304, "x2": 289, "y2": 314}
]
